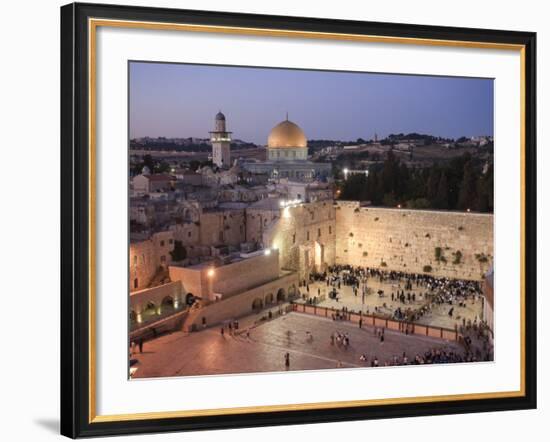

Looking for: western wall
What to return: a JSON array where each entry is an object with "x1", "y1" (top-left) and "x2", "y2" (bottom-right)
[{"x1": 334, "y1": 202, "x2": 493, "y2": 281}]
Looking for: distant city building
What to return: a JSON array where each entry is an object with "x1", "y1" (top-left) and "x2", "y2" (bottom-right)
[
  {"x1": 274, "y1": 179, "x2": 333, "y2": 203},
  {"x1": 209, "y1": 111, "x2": 232, "y2": 168},
  {"x1": 132, "y1": 173, "x2": 173, "y2": 194}
]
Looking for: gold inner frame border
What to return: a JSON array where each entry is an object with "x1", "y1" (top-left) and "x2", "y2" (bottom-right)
[{"x1": 87, "y1": 18, "x2": 527, "y2": 424}]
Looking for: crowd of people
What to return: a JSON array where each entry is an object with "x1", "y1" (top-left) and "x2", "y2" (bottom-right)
[
  {"x1": 291, "y1": 321, "x2": 492, "y2": 369},
  {"x1": 297, "y1": 265, "x2": 494, "y2": 365},
  {"x1": 356, "y1": 347, "x2": 486, "y2": 367},
  {"x1": 306, "y1": 265, "x2": 485, "y2": 326}
]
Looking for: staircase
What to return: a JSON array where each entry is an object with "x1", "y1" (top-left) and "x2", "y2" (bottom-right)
[{"x1": 181, "y1": 303, "x2": 205, "y2": 332}]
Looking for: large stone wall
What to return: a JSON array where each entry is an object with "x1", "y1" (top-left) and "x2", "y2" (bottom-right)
[
  {"x1": 169, "y1": 250, "x2": 281, "y2": 299},
  {"x1": 262, "y1": 200, "x2": 336, "y2": 279},
  {"x1": 246, "y1": 207, "x2": 281, "y2": 246},
  {"x1": 183, "y1": 272, "x2": 299, "y2": 330},
  {"x1": 335, "y1": 202, "x2": 493, "y2": 281},
  {"x1": 130, "y1": 281, "x2": 184, "y2": 316}
]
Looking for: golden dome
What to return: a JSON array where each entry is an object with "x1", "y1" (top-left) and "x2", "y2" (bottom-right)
[{"x1": 267, "y1": 119, "x2": 307, "y2": 149}]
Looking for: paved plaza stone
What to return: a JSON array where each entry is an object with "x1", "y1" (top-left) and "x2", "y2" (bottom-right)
[
  {"x1": 304, "y1": 278, "x2": 483, "y2": 330},
  {"x1": 132, "y1": 312, "x2": 465, "y2": 378}
]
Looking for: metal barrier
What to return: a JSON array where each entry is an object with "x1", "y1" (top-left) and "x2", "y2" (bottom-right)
[{"x1": 290, "y1": 303, "x2": 460, "y2": 342}]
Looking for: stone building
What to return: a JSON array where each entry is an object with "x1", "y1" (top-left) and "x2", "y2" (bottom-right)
[
  {"x1": 273, "y1": 179, "x2": 333, "y2": 203},
  {"x1": 169, "y1": 249, "x2": 299, "y2": 330},
  {"x1": 198, "y1": 207, "x2": 247, "y2": 247},
  {"x1": 129, "y1": 230, "x2": 175, "y2": 291},
  {"x1": 132, "y1": 173, "x2": 174, "y2": 194}
]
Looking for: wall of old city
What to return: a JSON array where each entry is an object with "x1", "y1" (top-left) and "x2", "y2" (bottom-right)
[
  {"x1": 169, "y1": 251, "x2": 280, "y2": 299},
  {"x1": 183, "y1": 272, "x2": 299, "y2": 331},
  {"x1": 334, "y1": 202, "x2": 493, "y2": 281},
  {"x1": 129, "y1": 281, "x2": 184, "y2": 316},
  {"x1": 262, "y1": 200, "x2": 336, "y2": 278}
]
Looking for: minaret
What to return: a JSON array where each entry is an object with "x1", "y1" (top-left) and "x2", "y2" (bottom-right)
[{"x1": 209, "y1": 111, "x2": 232, "y2": 168}]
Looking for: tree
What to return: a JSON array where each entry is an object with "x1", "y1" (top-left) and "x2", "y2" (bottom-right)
[
  {"x1": 170, "y1": 241, "x2": 187, "y2": 262},
  {"x1": 426, "y1": 167, "x2": 440, "y2": 202},
  {"x1": 475, "y1": 163, "x2": 493, "y2": 212},
  {"x1": 382, "y1": 192, "x2": 397, "y2": 207},
  {"x1": 340, "y1": 173, "x2": 368, "y2": 201},
  {"x1": 142, "y1": 154, "x2": 155, "y2": 172},
  {"x1": 156, "y1": 160, "x2": 171, "y2": 174},
  {"x1": 434, "y1": 171, "x2": 449, "y2": 209},
  {"x1": 457, "y1": 160, "x2": 478, "y2": 210},
  {"x1": 407, "y1": 198, "x2": 431, "y2": 209}
]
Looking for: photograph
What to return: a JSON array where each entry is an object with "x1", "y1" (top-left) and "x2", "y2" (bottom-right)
[
  {"x1": 54, "y1": 1, "x2": 538, "y2": 438},
  {"x1": 128, "y1": 62, "x2": 495, "y2": 379}
]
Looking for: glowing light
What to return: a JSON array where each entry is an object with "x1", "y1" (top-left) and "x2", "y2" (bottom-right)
[
  {"x1": 397, "y1": 204, "x2": 401, "y2": 209},
  {"x1": 207, "y1": 268, "x2": 215, "y2": 277},
  {"x1": 264, "y1": 248, "x2": 271, "y2": 256},
  {"x1": 466, "y1": 208, "x2": 471, "y2": 213},
  {"x1": 283, "y1": 206, "x2": 291, "y2": 219},
  {"x1": 280, "y1": 199, "x2": 302, "y2": 209}
]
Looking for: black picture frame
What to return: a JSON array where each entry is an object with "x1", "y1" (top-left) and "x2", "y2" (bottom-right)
[{"x1": 61, "y1": 2, "x2": 537, "y2": 438}]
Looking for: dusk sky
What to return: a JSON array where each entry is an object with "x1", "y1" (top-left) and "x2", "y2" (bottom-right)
[{"x1": 129, "y1": 62, "x2": 494, "y2": 144}]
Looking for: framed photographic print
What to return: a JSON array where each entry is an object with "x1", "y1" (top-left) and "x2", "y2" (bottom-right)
[{"x1": 60, "y1": 2, "x2": 537, "y2": 438}]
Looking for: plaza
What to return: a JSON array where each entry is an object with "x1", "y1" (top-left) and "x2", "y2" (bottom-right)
[
  {"x1": 131, "y1": 311, "x2": 467, "y2": 378},
  {"x1": 302, "y1": 276, "x2": 484, "y2": 331}
]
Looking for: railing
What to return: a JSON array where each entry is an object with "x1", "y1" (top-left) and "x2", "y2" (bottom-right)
[
  {"x1": 290, "y1": 303, "x2": 461, "y2": 342},
  {"x1": 130, "y1": 308, "x2": 188, "y2": 340}
]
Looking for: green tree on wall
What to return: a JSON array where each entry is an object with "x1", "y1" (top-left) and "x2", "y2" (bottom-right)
[{"x1": 170, "y1": 240, "x2": 187, "y2": 262}]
